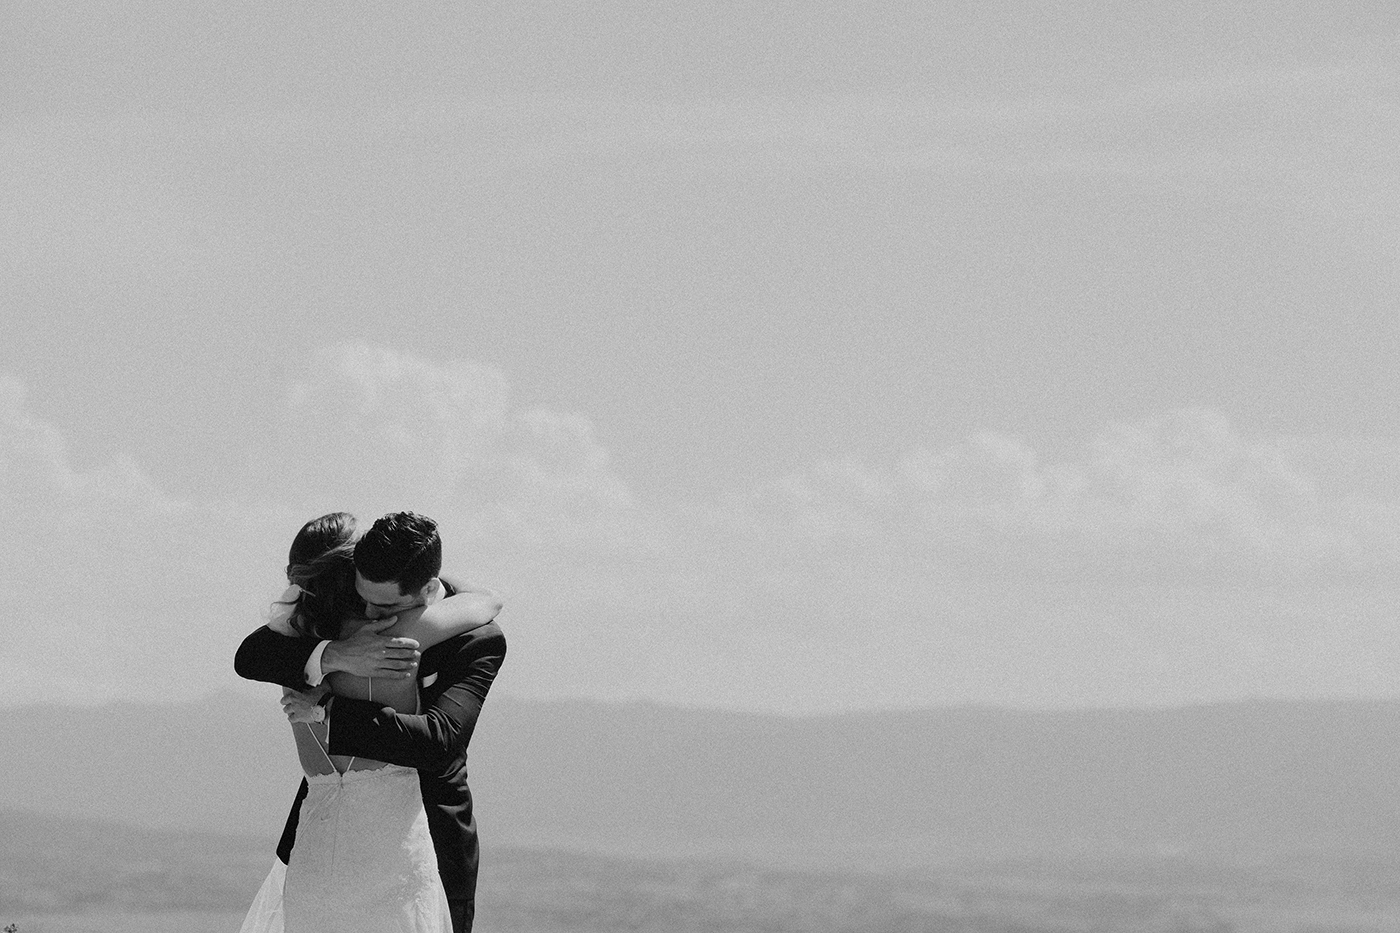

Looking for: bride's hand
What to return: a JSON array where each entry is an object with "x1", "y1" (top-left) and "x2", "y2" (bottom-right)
[{"x1": 281, "y1": 685, "x2": 330, "y2": 723}]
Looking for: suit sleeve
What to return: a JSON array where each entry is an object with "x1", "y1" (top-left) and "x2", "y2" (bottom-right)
[
  {"x1": 328, "y1": 627, "x2": 506, "y2": 774},
  {"x1": 234, "y1": 624, "x2": 320, "y2": 690}
]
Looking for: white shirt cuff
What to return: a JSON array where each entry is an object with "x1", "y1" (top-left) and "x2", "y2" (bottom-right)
[{"x1": 304, "y1": 640, "x2": 331, "y2": 686}]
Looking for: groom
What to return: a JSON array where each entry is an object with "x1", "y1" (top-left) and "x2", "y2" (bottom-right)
[{"x1": 235, "y1": 511, "x2": 507, "y2": 933}]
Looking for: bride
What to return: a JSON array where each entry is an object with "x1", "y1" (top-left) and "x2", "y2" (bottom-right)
[{"x1": 240, "y1": 512, "x2": 501, "y2": 933}]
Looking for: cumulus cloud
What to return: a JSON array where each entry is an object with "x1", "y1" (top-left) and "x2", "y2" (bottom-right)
[
  {"x1": 687, "y1": 410, "x2": 1398, "y2": 708},
  {"x1": 0, "y1": 376, "x2": 178, "y2": 519},
  {"x1": 760, "y1": 409, "x2": 1381, "y2": 575},
  {"x1": 1078, "y1": 410, "x2": 1337, "y2": 552},
  {"x1": 0, "y1": 375, "x2": 293, "y2": 705},
  {"x1": 5, "y1": 361, "x2": 1397, "y2": 711},
  {"x1": 271, "y1": 343, "x2": 647, "y2": 551},
  {"x1": 0, "y1": 351, "x2": 685, "y2": 706}
]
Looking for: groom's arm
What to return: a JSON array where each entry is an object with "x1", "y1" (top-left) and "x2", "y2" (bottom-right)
[
  {"x1": 236, "y1": 568, "x2": 485, "y2": 689},
  {"x1": 234, "y1": 626, "x2": 322, "y2": 690},
  {"x1": 235, "y1": 623, "x2": 422, "y2": 690},
  {"x1": 326, "y1": 624, "x2": 506, "y2": 772}
]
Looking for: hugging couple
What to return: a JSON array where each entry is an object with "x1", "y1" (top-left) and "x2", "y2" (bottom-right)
[{"x1": 235, "y1": 510, "x2": 507, "y2": 933}]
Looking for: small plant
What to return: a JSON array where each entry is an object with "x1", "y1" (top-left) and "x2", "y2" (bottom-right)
[{"x1": 4, "y1": 923, "x2": 18, "y2": 932}]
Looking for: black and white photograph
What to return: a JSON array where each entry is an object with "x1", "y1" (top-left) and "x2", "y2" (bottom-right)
[{"x1": 2, "y1": 3, "x2": 1398, "y2": 931}]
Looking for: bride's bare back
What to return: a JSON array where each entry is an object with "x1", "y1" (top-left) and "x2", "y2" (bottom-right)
[
  {"x1": 291, "y1": 618, "x2": 419, "y2": 776},
  {"x1": 289, "y1": 582, "x2": 501, "y2": 777}
]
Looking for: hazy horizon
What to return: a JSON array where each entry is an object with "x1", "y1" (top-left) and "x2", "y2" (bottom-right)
[
  {"x1": 3, "y1": 2, "x2": 1397, "y2": 715},
  {"x1": 10, "y1": 685, "x2": 1400, "y2": 716},
  {"x1": 10, "y1": 692, "x2": 1400, "y2": 930},
  {"x1": 12, "y1": 690, "x2": 1400, "y2": 860}
]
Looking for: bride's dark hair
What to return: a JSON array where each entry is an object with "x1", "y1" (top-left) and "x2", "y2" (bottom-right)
[{"x1": 284, "y1": 512, "x2": 362, "y2": 640}]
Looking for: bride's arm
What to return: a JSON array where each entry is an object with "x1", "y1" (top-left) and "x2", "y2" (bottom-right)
[
  {"x1": 321, "y1": 582, "x2": 500, "y2": 712},
  {"x1": 381, "y1": 578, "x2": 502, "y2": 650}
]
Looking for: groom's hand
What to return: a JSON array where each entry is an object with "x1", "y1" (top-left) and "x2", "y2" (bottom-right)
[{"x1": 321, "y1": 618, "x2": 421, "y2": 679}]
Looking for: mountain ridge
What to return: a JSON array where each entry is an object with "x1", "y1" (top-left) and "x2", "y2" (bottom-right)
[{"x1": 6, "y1": 693, "x2": 1400, "y2": 869}]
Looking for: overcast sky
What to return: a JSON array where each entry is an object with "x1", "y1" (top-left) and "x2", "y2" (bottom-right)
[{"x1": 2, "y1": 2, "x2": 1397, "y2": 712}]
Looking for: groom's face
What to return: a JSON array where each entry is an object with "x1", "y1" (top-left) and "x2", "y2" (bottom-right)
[{"x1": 356, "y1": 572, "x2": 426, "y2": 619}]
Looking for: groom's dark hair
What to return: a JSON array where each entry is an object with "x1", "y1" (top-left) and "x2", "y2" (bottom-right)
[{"x1": 354, "y1": 511, "x2": 443, "y2": 594}]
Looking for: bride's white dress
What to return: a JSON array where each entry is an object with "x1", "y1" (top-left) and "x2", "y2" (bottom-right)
[
  {"x1": 242, "y1": 601, "x2": 452, "y2": 933},
  {"x1": 240, "y1": 755, "x2": 452, "y2": 933}
]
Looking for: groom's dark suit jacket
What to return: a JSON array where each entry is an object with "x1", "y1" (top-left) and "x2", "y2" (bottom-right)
[{"x1": 233, "y1": 595, "x2": 506, "y2": 906}]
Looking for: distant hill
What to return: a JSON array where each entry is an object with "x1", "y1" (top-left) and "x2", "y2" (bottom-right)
[
  {"x1": 467, "y1": 697, "x2": 1400, "y2": 865},
  {"x1": 5, "y1": 694, "x2": 1400, "y2": 868},
  {"x1": 0, "y1": 809, "x2": 267, "y2": 913},
  {"x1": 8, "y1": 808, "x2": 1400, "y2": 933},
  {"x1": 0, "y1": 692, "x2": 305, "y2": 840},
  {"x1": 6, "y1": 809, "x2": 1400, "y2": 933}
]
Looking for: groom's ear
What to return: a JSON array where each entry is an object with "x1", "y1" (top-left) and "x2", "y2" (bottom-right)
[{"x1": 420, "y1": 578, "x2": 441, "y2": 601}]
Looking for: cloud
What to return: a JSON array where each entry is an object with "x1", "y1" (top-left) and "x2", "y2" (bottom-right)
[
  {"x1": 272, "y1": 343, "x2": 648, "y2": 551},
  {"x1": 0, "y1": 375, "x2": 295, "y2": 704},
  {"x1": 0, "y1": 375, "x2": 177, "y2": 518},
  {"x1": 1080, "y1": 410, "x2": 1330, "y2": 545},
  {"x1": 757, "y1": 409, "x2": 1393, "y2": 581},
  {"x1": 0, "y1": 353, "x2": 681, "y2": 707},
  {"x1": 4, "y1": 361, "x2": 1397, "y2": 711},
  {"x1": 276, "y1": 344, "x2": 510, "y2": 503}
]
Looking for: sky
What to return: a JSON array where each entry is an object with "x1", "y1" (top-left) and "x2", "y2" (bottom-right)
[{"x1": 2, "y1": 2, "x2": 1397, "y2": 713}]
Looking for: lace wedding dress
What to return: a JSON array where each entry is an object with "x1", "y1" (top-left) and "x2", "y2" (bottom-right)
[{"x1": 240, "y1": 730, "x2": 452, "y2": 933}]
